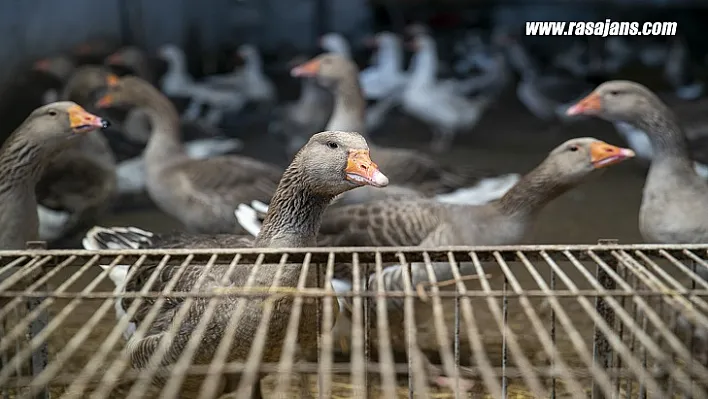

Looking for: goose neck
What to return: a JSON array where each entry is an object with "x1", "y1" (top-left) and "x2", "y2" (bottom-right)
[
  {"x1": 327, "y1": 76, "x2": 366, "y2": 133},
  {"x1": 255, "y1": 166, "x2": 332, "y2": 248}
]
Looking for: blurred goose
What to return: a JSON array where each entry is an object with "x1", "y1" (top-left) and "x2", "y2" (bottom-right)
[
  {"x1": 320, "y1": 32, "x2": 352, "y2": 58},
  {"x1": 96, "y1": 75, "x2": 282, "y2": 234},
  {"x1": 103, "y1": 47, "x2": 245, "y2": 197},
  {"x1": 203, "y1": 44, "x2": 277, "y2": 106},
  {"x1": 158, "y1": 44, "x2": 246, "y2": 125},
  {"x1": 34, "y1": 67, "x2": 117, "y2": 242},
  {"x1": 105, "y1": 46, "x2": 158, "y2": 84},
  {"x1": 292, "y1": 53, "x2": 518, "y2": 200},
  {"x1": 81, "y1": 131, "x2": 388, "y2": 398},
  {"x1": 401, "y1": 33, "x2": 492, "y2": 152},
  {"x1": 0, "y1": 103, "x2": 108, "y2": 250},
  {"x1": 568, "y1": 80, "x2": 708, "y2": 244},
  {"x1": 664, "y1": 37, "x2": 704, "y2": 101},
  {"x1": 358, "y1": 32, "x2": 408, "y2": 101},
  {"x1": 503, "y1": 35, "x2": 593, "y2": 122}
]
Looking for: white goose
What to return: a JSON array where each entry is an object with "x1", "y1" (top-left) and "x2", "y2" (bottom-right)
[
  {"x1": 401, "y1": 33, "x2": 492, "y2": 152},
  {"x1": 358, "y1": 32, "x2": 408, "y2": 100},
  {"x1": 157, "y1": 44, "x2": 246, "y2": 125},
  {"x1": 320, "y1": 33, "x2": 352, "y2": 58},
  {"x1": 203, "y1": 44, "x2": 277, "y2": 105}
]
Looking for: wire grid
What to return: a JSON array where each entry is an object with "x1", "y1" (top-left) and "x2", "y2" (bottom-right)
[{"x1": 1, "y1": 242, "x2": 708, "y2": 399}]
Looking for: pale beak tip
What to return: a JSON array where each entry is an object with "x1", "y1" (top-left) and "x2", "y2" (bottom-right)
[
  {"x1": 371, "y1": 170, "x2": 389, "y2": 187},
  {"x1": 621, "y1": 148, "x2": 636, "y2": 158},
  {"x1": 566, "y1": 104, "x2": 582, "y2": 116}
]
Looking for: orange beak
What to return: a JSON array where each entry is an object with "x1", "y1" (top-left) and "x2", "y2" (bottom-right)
[
  {"x1": 567, "y1": 92, "x2": 602, "y2": 116},
  {"x1": 96, "y1": 94, "x2": 113, "y2": 109},
  {"x1": 590, "y1": 141, "x2": 635, "y2": 169},
  {"x1": 291, "y1": 59, "x2": 321, "y2": 77},
  {"x1": 106, "y1": 74, "x2": 120, "y2": 87},
  {"x1": 345, "y1": 149, "x2": 389, "y2": 187},
  {"x1": 68, "y1": 104, "x2": 109, "y2": 133},
  {"x1": 33, "y1": 59, "x2": 50, "y2": 71}
]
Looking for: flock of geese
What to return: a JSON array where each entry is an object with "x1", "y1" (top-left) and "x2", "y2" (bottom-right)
[{"x1": 2, "y1": 24, "x2": 708, "y2": 397}]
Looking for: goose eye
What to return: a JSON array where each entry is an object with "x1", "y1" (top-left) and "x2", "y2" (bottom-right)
[
  {"x1": 48, "y1": 110, "x2": 57, "y2": 116},
  {"x1": 327, "y1": 142, "x2": 338, "y2": 149},
  {"x1": 569, "y1": 145, "x2": 579, "y2": 152},
  {"x1": 608, "y1": 90, "x2": 620, "y2": 96}
]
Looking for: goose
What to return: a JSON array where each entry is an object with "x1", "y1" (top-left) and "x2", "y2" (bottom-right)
[
  {"x1": 567, "y1": 80, "x2": 708, "y2": 382},
  {"x1": 357, "y1": 32, "x2": 409, "y2": 101},
  {"x1": 95, "y1": 75, "x2": 282, "y2": 234},
  {"x1": 315, "y1": 138, "x2": 634, "y2": 249},
  {"x1": 401, "y1": 33, "x2": 493, "y2": 152},
  {"x1": 567, "y1": 80, "x2": 708, "y2": 244},
  {"x1": 203, "y1": 44, "x2": 277, "y2": 106},
  {"x1": 0, "y1": 102, "x2": 108, "y2": 250},
  {"x1": 322, "y1": 137, "x2": 634, "y2": 392},
  {"x1": 33, "y1": 66, "x2": 118, "y2": 242},
  {"x1": 157, "y1": 44, "x2": 246, "y2": 125},
  {"x1": 103, "y1": 47, "x2": 245, "y2": 199},
  {"x1": 81, "y1": 130, "x2": 389, "y2": 398}
]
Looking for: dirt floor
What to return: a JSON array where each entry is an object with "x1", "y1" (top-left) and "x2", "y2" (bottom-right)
[{"x1": 2, "y1": 89, "x2": 672, "y2": 398}]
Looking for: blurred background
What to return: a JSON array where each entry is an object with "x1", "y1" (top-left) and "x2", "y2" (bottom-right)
[{"x1": 3, "y1": 0, "x2": 708, "y2": 247}]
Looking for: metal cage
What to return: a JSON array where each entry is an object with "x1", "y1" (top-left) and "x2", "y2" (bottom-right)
[{"x1": 1, "y1": 242, "x2": 708, "y2": 399}]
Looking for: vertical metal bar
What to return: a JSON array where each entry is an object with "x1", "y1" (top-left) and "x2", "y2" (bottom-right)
[
  {"x1": 454, "y1": 269, "x2": 460, "y2": 399},
  {"x1": 501, "y1": 275, "x2": 508, "y2": 398},
  {"x1": 24, "y1": 241, "x2": 48, "y2": 399},
  {"x1": 364, "y1": 261, "x2": 371, "y2": 398},
  {"x1": 592, "y1": 241, "x2": 617, "y2": 399},
  {"x1": 550, "y1": 265, "x2": 556, "y2": 399}
]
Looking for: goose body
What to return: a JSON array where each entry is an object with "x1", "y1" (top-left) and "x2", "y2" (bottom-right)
[{"x1": 96, "y1": 75, "x2": 282, "y2": 234}]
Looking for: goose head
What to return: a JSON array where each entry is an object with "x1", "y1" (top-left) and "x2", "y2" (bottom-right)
[
  {"x1": 61, "y1": 66, "x2": 116, "y2": 105},
  {"x1": 106, "y1": 46, "x2": 146, "y2": 70},
  {"x1": 22, "y1": 102, "x2": 109, "y2": 146},
  {"x1": 566, "y1": 80, "x2": 666, "y2": 124},
  {"x1": 157, "y1": 44, "x2": 187, "y2": 69},
  {"x1": 541, "y1": 137, "x2": 635, "y2": 184},
  {"x1": 95, "y1": 75, "x2": 158, "y2": 110},
  {"x1": 291, "y1": 53, "x2": 358, "y2": 89},
  {"x1": 294, "y1": 131, "x2": 389, "y2": 194}
]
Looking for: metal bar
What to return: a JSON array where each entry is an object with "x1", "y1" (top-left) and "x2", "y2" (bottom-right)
[{"x1": 592, "y1": 243, "x2": 617, "y2": 399}]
